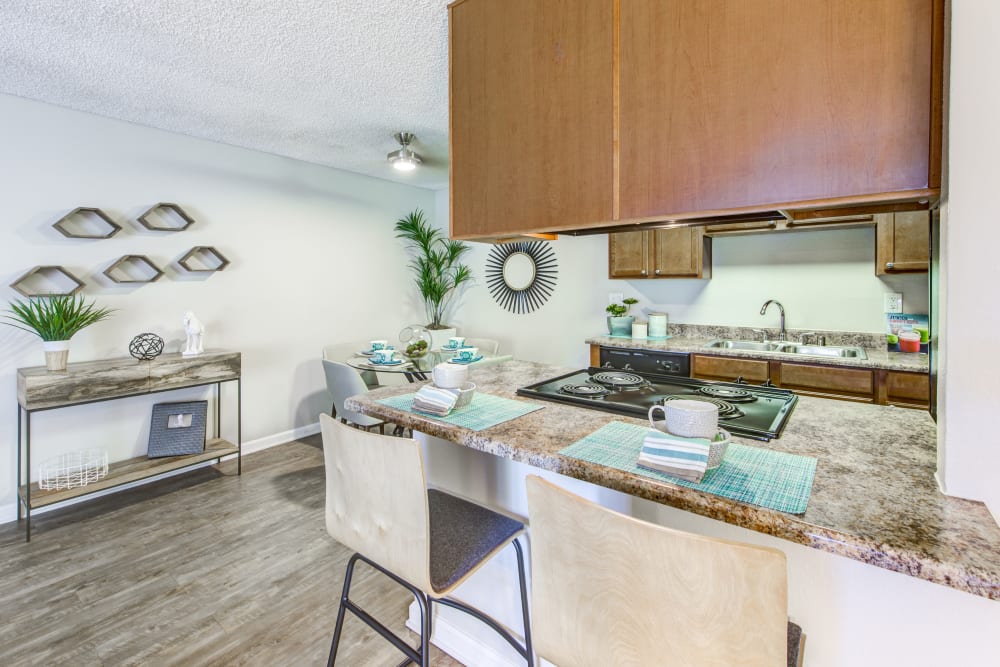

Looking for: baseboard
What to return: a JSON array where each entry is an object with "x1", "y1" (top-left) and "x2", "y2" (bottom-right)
[
  {"x1": 0, "y1": 421, "x2": 320, "y2": 525},
  {"x1": 405, "y1": 600, "x2": 526, "y2": 667}
]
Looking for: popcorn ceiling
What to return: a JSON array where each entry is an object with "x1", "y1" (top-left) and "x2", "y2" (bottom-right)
[{"x1": 0, "y1": 0, "x2": 451, "y2": 189}]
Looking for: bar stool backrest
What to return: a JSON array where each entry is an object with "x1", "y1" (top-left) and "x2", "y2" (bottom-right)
[
  {"x1": 321, "y1": 414, "x2": 432, "y2": 592},
  {"x1": 526, "y1": 475, "x2": 788, "y2": 667}
]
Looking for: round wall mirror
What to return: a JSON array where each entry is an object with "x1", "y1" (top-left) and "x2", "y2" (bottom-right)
[
  {"x1": 501, "y1": 252, "x2": 536, "y2": 291},
  {"x1": 485, "y1": 241, "x2": 558, "y2": 314}
]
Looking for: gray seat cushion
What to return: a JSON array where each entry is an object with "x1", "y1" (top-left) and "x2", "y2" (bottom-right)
[
  {"x1": 788, "y1": 621, "x2": 804, "y2": 667},
  {"x1": 427, "y1": 489, "x2": 523, "y2": 593}
]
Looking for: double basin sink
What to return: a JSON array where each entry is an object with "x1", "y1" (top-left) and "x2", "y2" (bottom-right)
[{"x1": 705, "y1": 339, "x2": 868, "y2": 360}]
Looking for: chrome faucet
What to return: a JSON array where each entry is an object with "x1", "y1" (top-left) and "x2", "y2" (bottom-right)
[{"x1": 760, "y1": 300, "x2": 786, "y2": 341}]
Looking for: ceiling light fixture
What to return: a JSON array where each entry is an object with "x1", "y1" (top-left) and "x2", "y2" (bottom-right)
[{"x1": 387, "y1": 132, "x2": 423, "y2": 171}]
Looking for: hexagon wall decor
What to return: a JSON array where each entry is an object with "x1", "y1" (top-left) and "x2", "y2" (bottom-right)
[
  {"x1": 178, "y1": 246, "x2": 230, "y2": 273},
  {"x1": 10, "y1": 266, "x2": 86, "y2": 297},
  {"x1": 103, "y1": 255, "x2": 164, "y2": 284},
  {"x1": 137, "y1": 203, "x2": 196, "y2": 231},
  {"x1": 52, "y1": 207, "x2": 122, "y2": 239}
]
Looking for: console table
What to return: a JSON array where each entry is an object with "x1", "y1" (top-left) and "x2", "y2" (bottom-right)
[{"x1": 15, "y1": 351, "x2": 241, "y2": 541}]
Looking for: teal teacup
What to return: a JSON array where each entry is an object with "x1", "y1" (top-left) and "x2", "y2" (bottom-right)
[
  {"x1": 373, "y1": 348, "x2": 396, "y2": 363},
  {"x1": 448, "y1": 336, "x2": 466, "y2": 349},
  {"x1": 457, "y1": 346, "x2": 478, "y2": 362},
  {"x1": 370, "y1": 339, "x2": 388, "y2": 352}
]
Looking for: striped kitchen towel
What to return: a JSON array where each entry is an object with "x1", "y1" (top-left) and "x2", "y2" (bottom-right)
[
  {"x1": 412, "y1": 385, "x2": 458, "y2": 417},
  {"x1": 637, "y1": 429, "x2": 710, "y2": 483}
]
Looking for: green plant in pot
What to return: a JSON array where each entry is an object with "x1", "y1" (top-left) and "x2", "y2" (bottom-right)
[
  {"x1": 3, "y1": 295, "x2": 114, "y2": 371},
  {"x1": 606, "y1": 297, "x2": 639, "y2": 336},
  {"x1": 394, "y1": 209, "x2": 472, "y2": 331}
]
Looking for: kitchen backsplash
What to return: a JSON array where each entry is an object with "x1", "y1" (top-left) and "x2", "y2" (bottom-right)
[{"x1": 667, "y1": 323, "x2": 886, "y2": 348}]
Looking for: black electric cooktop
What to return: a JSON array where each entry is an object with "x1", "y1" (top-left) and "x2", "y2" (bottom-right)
[{"x1": 517, "y1": 368, "x2": 798, "y2": 441}]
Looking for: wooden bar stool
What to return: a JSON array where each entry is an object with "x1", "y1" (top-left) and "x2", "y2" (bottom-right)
[
  {"x1": 526, "y1": 475, "x2": 804, "y2": 667},
  {"x1": 320, "y1": 414, "x2": 533, "y2": 666}
]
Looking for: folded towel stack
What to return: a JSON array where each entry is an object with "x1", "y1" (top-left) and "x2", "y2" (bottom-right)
[
  {"x1": 637, "y1": 428, "x2": 711, "y2": 483},
  {"x1": 412, "y1": 385, "x2": 459, "y2": 417}
]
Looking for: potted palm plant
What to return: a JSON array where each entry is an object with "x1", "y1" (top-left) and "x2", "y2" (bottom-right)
[
  {"x1": 394, "y1": 209, "x2": 472, "y2": 348},
  {"x1": 606, "y1": 297, "x2": 639, "y2": 336},
  {"x1": 4, "y1": 295, "x2": 115, "y2": 371}
]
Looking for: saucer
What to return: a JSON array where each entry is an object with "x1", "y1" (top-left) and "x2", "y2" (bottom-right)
[
  {"x1": 368, "y1": 359, "x2": 403, "y2": 366},
  {"x1": 449, "y1": 355, "x2": 484, "y2": 364},
  {"x1": 360, "y1": 346, "x2": 394, "y2": 356}
]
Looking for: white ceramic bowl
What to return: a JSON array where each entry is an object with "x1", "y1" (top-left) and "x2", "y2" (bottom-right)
[
  {"x1": 445, "y1": 382, "x2": 476, "y2": 408},
  {"x1": 662, "y1": 399, "x2": 719, "y2": 438},
  {"x1": 432, "y1": 362, "x2": 469, "y2": 389}
]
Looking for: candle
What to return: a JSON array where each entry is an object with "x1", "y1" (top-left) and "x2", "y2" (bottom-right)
[
  {"x1": 632, "y1": 322, "x2": 648, "y2": 339},
  {"x1": 648, "y1": 313, "x2": 668, "y2": 338}
]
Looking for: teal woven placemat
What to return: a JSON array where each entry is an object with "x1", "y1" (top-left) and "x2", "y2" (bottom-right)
[
  {"x1": 560, "y1": 421, "x2": 816, "y2": 514},
  {"x1": 377, "y1": 392, "x2": 544, "y2": 432}
]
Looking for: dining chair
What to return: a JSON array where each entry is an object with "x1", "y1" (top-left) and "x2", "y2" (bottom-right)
[
  {"x1": 525, "y1": 475, "x2": 804, "y2": 667},
  {"x1": 322, "y1": 360, "x2": 387, "y2": 433},
  {"x1": 322, "y1": 343, "x2": 381, "y2": 389},
  {"x1": 462, "y1": 337, "x2": 500, "y2": 357},
  {"x1": 320, "y1": 415, "x2": 533, "y2": 666}
]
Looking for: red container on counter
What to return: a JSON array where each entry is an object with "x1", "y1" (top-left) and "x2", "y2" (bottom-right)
[{"x1": 899, "y1": 331, "x2": 921, "y2": 353}]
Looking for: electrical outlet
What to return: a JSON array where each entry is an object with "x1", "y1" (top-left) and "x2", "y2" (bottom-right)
[
  {"x1": 609, "y1": 291, "x2": 624, "y2": 305},
  {"x1": 884, "y1": 292, "x2": 903, "y2": 313}
]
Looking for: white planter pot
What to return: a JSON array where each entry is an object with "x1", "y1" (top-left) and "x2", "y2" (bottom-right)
[
  {"x1": 41, "y1": 340, "x2": 71, "y2": 372},
  {"x1": 427, "y1": 327, "x2": 458, "y2": 351}
]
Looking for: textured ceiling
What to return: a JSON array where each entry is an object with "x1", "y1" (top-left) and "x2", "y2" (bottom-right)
[{"x1": 0, "y1": 0, "x2": 452, "y2": 189}]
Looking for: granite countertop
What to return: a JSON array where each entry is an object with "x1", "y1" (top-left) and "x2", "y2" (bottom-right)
[
  {"x1": 587, "y1": 332, "x2": 929, "y2": 373},
  {"x1": 346, "y1": 360, "x2": 1000, "y2": 600}
]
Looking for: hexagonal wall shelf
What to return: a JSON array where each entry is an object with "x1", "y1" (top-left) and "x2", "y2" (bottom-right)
[
  {"x1": 178, "y1": 246, "x2": 230, "y2": 272},
  {"x1": 52, "y1": 207, "x2": 122, "y2": 239},
  {"x1": 10, "y1": 266, "x2": 86, "y2": 297},
  {"x1": 103, "y1": 255, "x2": 164, "y2": 284},
  {"x1": 137, "y1": 203, "x2": 196, "y2": 231}
]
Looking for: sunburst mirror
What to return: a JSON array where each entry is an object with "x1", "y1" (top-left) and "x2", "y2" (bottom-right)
[{"x1": 485, "y1": 241, "x2": 558, "y2": 314}]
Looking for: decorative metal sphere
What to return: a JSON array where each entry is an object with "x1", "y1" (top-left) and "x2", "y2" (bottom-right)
[{"x1": 129, "y1": 333, "x2": 164, "y2": 361}]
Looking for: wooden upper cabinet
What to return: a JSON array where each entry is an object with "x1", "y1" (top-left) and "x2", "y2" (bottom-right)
[
  {"x1": 448, "y1": 0, "x2": 614, "y2": 240},
  {"x1": 618, "y1": 0, "x2": 941, "y2": 221},
  {"x1": 609, "y1": 227, "x2": 710, "y2": 278},
  {"x1": 609, "y1": 231, "x2": 650, "y2": 278},
  {"x1": 876, "y1": 211, "x2": 930, "y2": 275}
]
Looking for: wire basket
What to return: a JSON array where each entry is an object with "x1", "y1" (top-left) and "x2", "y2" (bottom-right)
[{"x1": 38, "y1": 450, "x2": 109, "y2": 490}]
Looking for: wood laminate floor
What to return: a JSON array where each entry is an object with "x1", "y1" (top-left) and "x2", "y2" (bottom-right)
[{"x1": 0, "y1": 436, "x2": 464, "y2": 667}]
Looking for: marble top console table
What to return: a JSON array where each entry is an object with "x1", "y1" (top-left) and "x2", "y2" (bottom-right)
[{"x1": 15, "y1": 351, "x2": 241, "y2": 541}]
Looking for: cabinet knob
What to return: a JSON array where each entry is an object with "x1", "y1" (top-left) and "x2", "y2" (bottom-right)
[
  {"x1": 885, "y1": 262, "x2": 895, "y2": 270},
  {"x1": 654, "y1": 269, "x2": 661, "y2": 275},
  {"x1": 640, "y1": 270, "x2": 647, "y2": 275}
]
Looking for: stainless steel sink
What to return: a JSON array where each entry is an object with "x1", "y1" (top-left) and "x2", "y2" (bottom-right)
[
  {"x1": 703, "y1": 340, "x2": 784, "y2": 351},
  {"x1": 703, "y1": 340, "x2": 868, "y2": 360},
  {"x1": 776, "y1": 343, "x2": 868, "y2": 359}
]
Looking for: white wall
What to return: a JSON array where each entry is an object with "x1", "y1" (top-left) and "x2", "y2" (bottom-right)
[
  {"x1": 438, "y1": 190, "x2": 927, "y2": 369},
  {"x1": 0, "y1": 94, "x2": 433, "y2": 517},
  {"x1": 938, "y1": 0, "x2": 1000, "y2": 519}
]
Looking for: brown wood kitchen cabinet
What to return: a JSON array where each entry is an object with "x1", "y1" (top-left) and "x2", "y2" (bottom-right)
[
  {"x1": 450, "y1": 0, "x2": 943, "y2": 240},
  {"x1": 609, "y1": 228, "x2": 710, "y2": 279},
  {"x1": 448, "y1": 0, "x2": 614, "y2": 240},
  {"x1": 686, "y1": 352, "x2": 930, "y2": 408},
  {"x1": 876, "y1": 211, "x2": 930, "y2": 275}
]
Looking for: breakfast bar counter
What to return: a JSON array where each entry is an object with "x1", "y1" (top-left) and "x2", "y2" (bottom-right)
[{"x1": 347, "y1": 361, "x2": 1000, "y2": 601}]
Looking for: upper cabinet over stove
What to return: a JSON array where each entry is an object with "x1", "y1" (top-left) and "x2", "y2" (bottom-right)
[{"x1": 448, "y1": 0, "x2": 944, "y2": 242}]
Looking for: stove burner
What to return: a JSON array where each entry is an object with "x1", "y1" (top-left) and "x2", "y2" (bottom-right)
[
  {"x1": 661, "y1": 395, "x2": 744, "y2": 420},
  {"x1": 698, "y1": 385, "x2": 757, "y2": 403},
  {"x1": 591, "y1": 371, "x2": 648, "y2": 389},
  {"x1": 559, "y1": 383, "x2": 610, "y2": 398}
]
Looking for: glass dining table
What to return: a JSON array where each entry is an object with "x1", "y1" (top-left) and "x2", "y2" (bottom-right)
[{"x1": 345, "y1": 349, "x2": 504, "y2": 383}]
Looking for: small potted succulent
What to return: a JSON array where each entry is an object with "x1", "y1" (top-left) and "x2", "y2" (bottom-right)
[
  {"x1": 3, "y1": 295, "x2": 115, "y2": 371},
  {"x1": 606, "y1": 297, "x2": 639, "y2": 336}
]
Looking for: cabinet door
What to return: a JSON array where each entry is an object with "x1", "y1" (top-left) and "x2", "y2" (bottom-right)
[
  {"x1": 691, "y1": 355, "x2": 769, "y2": 383},
  {"x1": 651, "y1": 227, "x2": 710, "y2": 278},
  {"x1": 449, "y1": 0, "x2": 614, "y2": 240},
  {"x1": 877, "y1": 211, "x2": 930, "y2": 275},
  {"x1": 618, "y1": 0, "x2": 937, "y2": 220},
  {"x1": 609, "y1": 231, "x2": 649, "y2": 278},
  {"x1": 773, "y1": 362, "x2": 874, "y2": 402}
]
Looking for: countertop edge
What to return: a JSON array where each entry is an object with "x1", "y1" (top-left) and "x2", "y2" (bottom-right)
[{"x1": 585, "y1": 336, "x2": 929, "y2": 373}]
